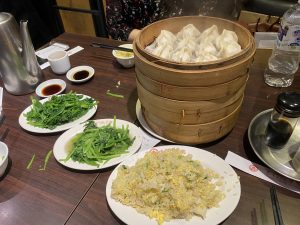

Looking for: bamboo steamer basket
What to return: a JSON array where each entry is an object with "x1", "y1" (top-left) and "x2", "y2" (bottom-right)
[
  {"x1": 135, "y1": 16, "x2": 253, "y2": 69},
  {"x1": 137, "y1": 78, "x2": 245, "y2": 124},
  {"x1": 136, "y1": 67, "x2": 248, "y2": 101},
  {"x1": 142, "y1": 99, "x2": 242, "y2": 144},
  {"x1": 133, "y1": 40, "x2": 255, "y2": 86},
  {"x1": 134, "y1": 16, "x2": 255, "y2": 144}
]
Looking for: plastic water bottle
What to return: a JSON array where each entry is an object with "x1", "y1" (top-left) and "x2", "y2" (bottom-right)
[{"x1": 264, "y1": 0, "x2": 300, "y2": 87}]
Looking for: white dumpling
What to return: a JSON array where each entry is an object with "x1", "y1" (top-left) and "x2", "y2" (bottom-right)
[
  {"x1": 150, "y1": 44, "x2": 164, "y2": 56},
  {"x1": 215, "y1": 29, "x2": 239, "y2": 49},
  {"x1": 194, "y1": 52, "x2": 219, "y2": 62},
  {"x1": 216, "y1": 29, "x2": 241, "y2": 58},
  {"x1": 171, "y1": 47, "x2": 193, "y2": 63},
  {"x1": 198, "y1": 25, "x2": 219, "y2": 44},
  {"x1": 173, "y1": 38, "x2": 197, "y2": 52},
  {"x1": 156, "y1": 30, "x2": 176, "y2": 46},
  {"x1": 158, "y1": 44, "x2": 173, "y2": 59},
  {"x1": 145, "y1": 30, "x2": 175, "y2": 55},
  {"x1": 218, "y1": 42, "x2": 242, "y2": 58},
  {"x1": 196, "y1": 41, "x2": 218, "y2": 57},
  {"x1": 144, "y1": 41, "x2": 157, "y2": 53},
  {"x1": 176, "y1": 24, "x2": 201, "y2": 40}
]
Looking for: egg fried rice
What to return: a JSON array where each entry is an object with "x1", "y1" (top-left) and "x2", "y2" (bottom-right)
[{"x1": 111, "y1": 148, "x2": 225, "y2": 225}]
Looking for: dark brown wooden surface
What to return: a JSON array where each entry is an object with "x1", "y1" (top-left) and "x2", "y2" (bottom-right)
[{"x1": 0, "y1": 33, "x2": 299, "y2": 225}]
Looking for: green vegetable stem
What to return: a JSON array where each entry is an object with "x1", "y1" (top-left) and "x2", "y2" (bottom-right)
[
  {"x1": 39, "y1": 150, "x2": 53, "y2": 171},
  {"x1": 62, "y1": 118, "x2": 134, "y2": 167},
  {"x1": 106, "y1": 90, "x2": 124, "y2": 99},
  {"x1": 26, "y1": 154, "x2": 36, "y2": 170}
]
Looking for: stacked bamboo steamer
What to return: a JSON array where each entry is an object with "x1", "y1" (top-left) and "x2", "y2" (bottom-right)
[{"x1": 133, "y1": 16, "x2": 256, "y2": 144}]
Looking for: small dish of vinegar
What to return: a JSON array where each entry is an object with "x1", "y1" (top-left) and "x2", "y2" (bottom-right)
[
  {"x1": 66, "y1": 66, "x2": 95, "y2": 83},
  {"x1": 35, "y1": 79, "x2": 66, "y2": 98}
]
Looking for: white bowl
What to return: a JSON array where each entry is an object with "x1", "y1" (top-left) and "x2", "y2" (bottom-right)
[
  {"x1": 35, "y1": 79, "x2": 66, "y2": 98},
  {"x1": 0, "y1": 141, "x2": 8, "y2": 177},
  {"x1": 112, "y1": 44, "x2": 135, "y2": 68},
  {"x1": 66, "y1": 66, "x2": 95, "y2": 83}
]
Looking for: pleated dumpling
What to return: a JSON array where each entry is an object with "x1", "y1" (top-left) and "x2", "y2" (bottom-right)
[
  {"x1": 156, "y1": 30, "x2": 176, "y2": 46},
  {"x1": 198, "y1": 25, "x2": 219, "y2": 44},
  {"x1": 174, "y1": 38, "x2": 197, "y2": 52},
  {"x1": 171, "y1": 47, "x2": 193, "y2": 63},
  {"x1": 145, "y1": 30, "x2": 176, "y2": 58},
  {"x1": 194, "y1": 52, "x2": 219, "y2": 62},
  {"x1": 218, "y1": 42, "x2": 242, "y2": 58},
  {"x1": 144, "y1": 41, "x2": 157, "y2": 53},
  {"x1": 196, "y1": 41, "x2": 218, "y2": 57},
  {"x1": 215, "y1": 29, "x2": 238, "y2": 48},
  {"x1": 216, "y1": 29, "x2": 241, "y2": 58},
  {"x1": 150, "y1": 44, "x2": 173, "y2": 59},
  {"x1": 176, "y1": 24, "x2": 201, "y2": 40}
]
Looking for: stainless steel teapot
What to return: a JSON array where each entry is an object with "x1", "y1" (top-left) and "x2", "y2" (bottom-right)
[{"x1": 0, "y1": 12, "x2": 44, "y2": 95}]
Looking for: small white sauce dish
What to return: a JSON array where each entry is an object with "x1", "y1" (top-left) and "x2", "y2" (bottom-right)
[
  {"x1": 0, "y1": 141, "x2": 8, "y2": 177},
  {"x1": 35, "y1": 79, "x2": 66, "y2": 98},
  {"x1": 112, "y1": 44, "x2": 135, "y2": 68},
  {"x1": 66, "y1": 66, "x2": 95, "y2": 83}
]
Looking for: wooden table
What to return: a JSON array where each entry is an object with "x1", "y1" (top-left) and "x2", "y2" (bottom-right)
[{"x1": 0, "y1": 33, "x2": 299, "y2": 225}]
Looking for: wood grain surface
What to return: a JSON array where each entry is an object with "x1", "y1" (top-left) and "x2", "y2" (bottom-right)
[{"x1": 0, "y1": 33, "x2": 299, "y2": 225}]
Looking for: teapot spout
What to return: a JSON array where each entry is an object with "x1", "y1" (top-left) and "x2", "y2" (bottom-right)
[{"x1": 20, "y1": 20, "x2": 44, "y2": 80}]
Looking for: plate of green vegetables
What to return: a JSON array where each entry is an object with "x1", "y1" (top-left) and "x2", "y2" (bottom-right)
[
  {"x1": 53, "y1": 118, "x2": 143, "y2": 170},
  {"x1": 19, "y1": 92, "x2": 98, "y2": 133}
]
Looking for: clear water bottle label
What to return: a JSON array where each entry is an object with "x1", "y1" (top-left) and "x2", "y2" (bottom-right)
[{"x1": 277, "y1": 23, "x2": 300, "y2": 51}]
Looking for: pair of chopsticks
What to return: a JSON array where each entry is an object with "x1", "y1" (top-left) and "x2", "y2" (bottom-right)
[
  {"x1": 90, "y1": 42, "x2": 133, "y2": 52},
  {"x1": 270, "y1": 185, "x2": 284, "y2": 225}
]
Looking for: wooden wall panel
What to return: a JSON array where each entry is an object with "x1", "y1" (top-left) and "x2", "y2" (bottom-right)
[{"x1": 56, "y1": 0, "x2": 96, "y2": 36}]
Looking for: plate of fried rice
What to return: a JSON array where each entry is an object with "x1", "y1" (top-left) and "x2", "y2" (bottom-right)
[{"x1": 106, "y1": 145, "x2": 241, "y2": 225}]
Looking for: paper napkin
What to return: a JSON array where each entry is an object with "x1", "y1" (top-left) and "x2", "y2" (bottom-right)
[{"x1": 225, "y1": 151, "x2": 300, "y2": 194}]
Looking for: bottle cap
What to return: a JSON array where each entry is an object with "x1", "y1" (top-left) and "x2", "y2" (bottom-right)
[{"x1": 275, "y1": 92, "x2": 300, "y2": 117}]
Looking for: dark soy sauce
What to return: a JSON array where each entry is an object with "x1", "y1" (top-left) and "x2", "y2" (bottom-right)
[
  {"x1": 41, "y1": 84, "x2": 62, "y2": 96},
  {"x1": 265, "y1": 119, "x2": 293, "y2": 148},
  {"x1": 73, "y1": 70, "x2": 89, "y2": 80}
]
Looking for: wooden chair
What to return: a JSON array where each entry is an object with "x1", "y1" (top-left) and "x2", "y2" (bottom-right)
[{"x1": 53, "y1": 0, "x2": 108, "y2": 38}]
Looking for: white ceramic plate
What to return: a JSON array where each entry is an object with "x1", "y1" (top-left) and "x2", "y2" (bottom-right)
[
  {"x1": 66, "y1": 65, "x2": 95, "y2": 83},
  {"x1": 19, "y1": 94, "x2": 97, "y2": 133},
  {"x1": 0, "y1": 141, "x2": 8, "y2": 177},
  {"x1": 136, "y1": 100, "x2": 174, "y2": 143},
  {"x1": 106, "y1": 145, "x2": 241, "y2": 225},
  {"x1": 35, "y1": 79, "x2": 66, "y2": 98},
  {"x1": 53, "y1": 119, "x2": 143, "y2": 170}
]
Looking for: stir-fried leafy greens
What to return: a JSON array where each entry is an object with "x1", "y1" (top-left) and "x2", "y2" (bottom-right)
[
  {"x1": 62, "y1": 119, "x2": 135, "y2": 167},
  {"x1": 24, "y1": 92, "x2": 96, "y2": 129}
]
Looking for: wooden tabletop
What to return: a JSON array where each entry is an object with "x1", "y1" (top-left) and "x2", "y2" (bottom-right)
[{"x1": 0, "y1": 33, "x2": 299, "y2": 225}]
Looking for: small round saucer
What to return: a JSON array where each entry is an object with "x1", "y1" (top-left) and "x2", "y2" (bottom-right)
[
  {"x1": 35, "y1": 79, "x2": 66, "y2": 98},
  {"x1": 66, "y1": 66, "x2": 94, "y2": 83}
]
